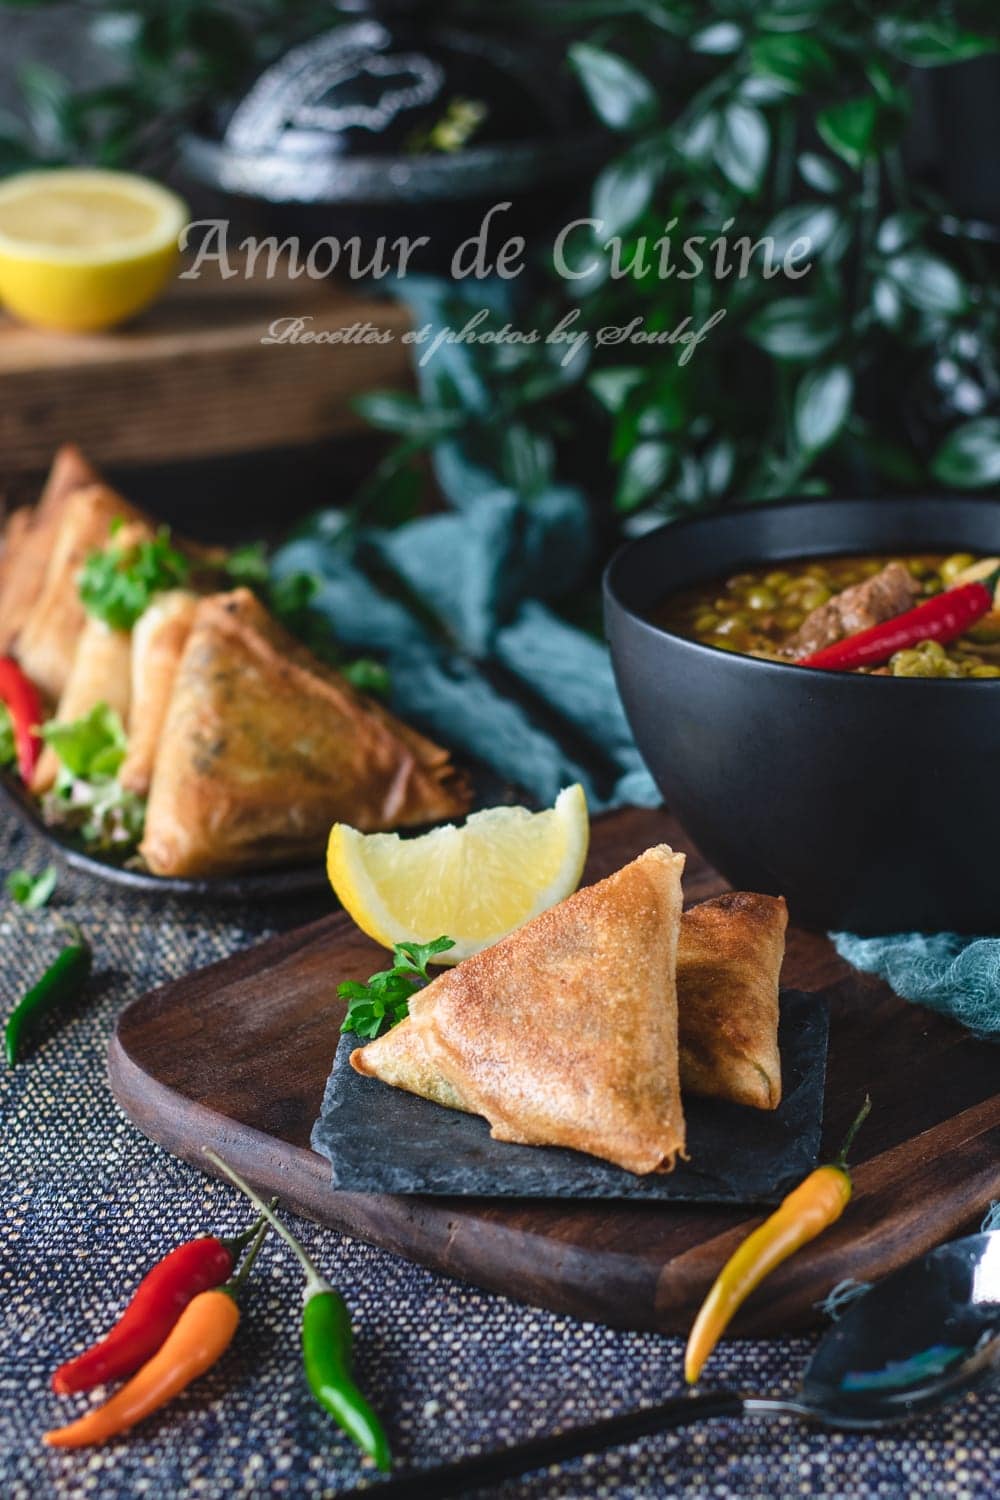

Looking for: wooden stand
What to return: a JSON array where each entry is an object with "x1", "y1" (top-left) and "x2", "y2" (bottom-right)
[{"x1": 0, "y1": 255, "x2": 411, "y2": 493}]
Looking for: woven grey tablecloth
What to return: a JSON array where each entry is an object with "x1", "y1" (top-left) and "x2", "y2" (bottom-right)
[{"x1": 2, "y1": 816, "x2": 997, "y2": 1499}]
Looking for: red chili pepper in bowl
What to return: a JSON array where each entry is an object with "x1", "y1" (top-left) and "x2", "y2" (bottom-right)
[
  {"x1": 796, "y1": 565, "x2": 1000, "y2": 673},
  {"x1": 51, "y1": 1209, "x2": 271, "y2": 1394},
  {"x1": 0, "y1": 656, "x2": 43, "y2": 782}
]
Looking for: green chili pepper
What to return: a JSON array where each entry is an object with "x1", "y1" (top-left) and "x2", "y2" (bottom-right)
[
  {"x1": 205, "y1": 1150, "x2": 392, "y2": 1473},
  {"x1": 5, "y1": 924, "x2": 92, "y2": 1066},
  {"x1": 302, "y1": 1287, "x2": 392, "y2": 1472}
]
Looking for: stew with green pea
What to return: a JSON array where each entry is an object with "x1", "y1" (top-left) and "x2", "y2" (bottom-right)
[{"x1": 652, "y1": 553, "x2": 1000, "y2": 677}]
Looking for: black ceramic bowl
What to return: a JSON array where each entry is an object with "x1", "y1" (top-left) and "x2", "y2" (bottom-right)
[{"x1": 604, "y1": 496, "x2": 1000, "y2": 934}]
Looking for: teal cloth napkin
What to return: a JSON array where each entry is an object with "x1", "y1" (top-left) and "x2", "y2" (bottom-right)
[
  {"x1": 271, "y1": 279, "x2": 658, "y2": 813},
  {"x1": 831, "y1": 932, "x2": 1000, "y2": 1040}
]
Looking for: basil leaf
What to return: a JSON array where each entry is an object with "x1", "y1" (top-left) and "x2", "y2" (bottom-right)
[
  {"x1": 871, "y1": 276, "x2": 904, "y2": 330},
  {"x1": 568, "y1": 42, "x2": 658, "y2": 133},
  {"x1": 885, "y1": 250, "x2": 968, "y2": 315},
  {"x1": 714, "y1": 103, "x2": 769, "y2": 195},
  {"x1": 747, "y1": 298, "x2": 839, "y2": 361},
  {"x1": 615, "y1": 441, "x2": 671, "y2": 513},
  {"x1": 750, "y1": 34, "x2": 834, "y2": 94},
  {"x1": 878, "y1": 20, "x2": 1000, "y2": 67},
  {"x1": 794, "y1": 365, "x2": 853, "y2": 453},
  {"x1": 764, "y1": 203, "x2": 840, "y2": 261},
  {"x1": 932, "y1": 419, "x2": 1000, "y2": 489},
  {"x1": 876, "y1": 212, "x2": 925, "y2": 255},
  {"x1": 593, "y1": 142, "x2": 662, "y2": 237},
  {"x1": 798, "y1": 152, "x2": 842, "y2": 195},
  {"x1": 816, "y1": 95, "x2": 882, "y2": 170},
  {"x1": 588, "y1": 367, "x2": 644, "y2": 414},
  {"x1": 691, "y1": 23, "x2": 743, "y2": 55},
  {"x1": 353, "y1": 391, "x2": 462, "y2": 441}
]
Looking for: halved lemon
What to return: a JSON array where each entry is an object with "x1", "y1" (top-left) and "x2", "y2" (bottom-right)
[
  {"x1": 327, "y1": 784, "x2": 590, "y2": 964},
  {"x1": 0, "y1": 168, "x2": 187, "y2": 332}
]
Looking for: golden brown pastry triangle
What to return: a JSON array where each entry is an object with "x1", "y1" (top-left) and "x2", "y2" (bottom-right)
[
  {"x1": 0, "y1": 444, "x2": 103, "y2": 654},
  {"x1": 119, "y1": 589, "x2": 199, "y2": 797},
  {"x1": 15, "y1": 482, "x2": 147, "y2": 701},
  {"x1": 677, "y1": 891, "x2": 786, "y2": 1111},
  {"x1": 141, "y1": 588, "x2": 470, "y2": 876},
  {"x1": 352, "y1": 845, "x2": 687, "y2": 1175}
]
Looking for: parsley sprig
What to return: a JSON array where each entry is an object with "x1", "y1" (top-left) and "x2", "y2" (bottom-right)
[
  {"x1": 339, "y1": 937, "x2": 455, "y2": 1041},
  {"x1": 79, "y1": 524, "x2": 189, "y2": 631},
  {"x1": 6, "y1": 865, "x2": 58, "y2": 909}
]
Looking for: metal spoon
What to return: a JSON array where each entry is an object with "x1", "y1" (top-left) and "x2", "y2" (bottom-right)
[{"x1": 356, "y1": 1232, "x2": 1000, "y2": 1498}]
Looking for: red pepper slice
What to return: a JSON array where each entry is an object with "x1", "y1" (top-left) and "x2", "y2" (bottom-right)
[
  {"x1": 796, "y1": 568, "x2": 1000, "y2": 674},
  {"x1": 0, "y1": 656, "x2": 43, "y2": 782},
  {"x1": 51, "y1": 1233, "x2": 246, "y2": 1394}
]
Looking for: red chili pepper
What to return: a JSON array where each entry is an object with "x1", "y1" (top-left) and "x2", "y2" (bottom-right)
[
  {"x1": 796, "y1": 566, "x2": 1000, "y2": 674},
  {"x1": 51, "y1": 1218, "x2": 265, "y2": 1394},
  {"x1": 0, "y1": 656, "x2": 43, "y2": 782}
]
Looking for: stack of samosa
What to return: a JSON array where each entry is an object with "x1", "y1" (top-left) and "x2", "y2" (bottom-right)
[
  {"x1": 0, "y1": 445, "x2": 469, "y2": 876},
  {"x1": 352, "y1": 848, "x2": 787, "y2": 1175}
]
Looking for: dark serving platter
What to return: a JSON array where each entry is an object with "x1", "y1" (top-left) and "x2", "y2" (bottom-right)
[
  {"x1": 0, "y1": 772, "x2": 327, "y2": 902},
  {"x1": 0, "y1": 761, "x2": 518, "y2": 903}
]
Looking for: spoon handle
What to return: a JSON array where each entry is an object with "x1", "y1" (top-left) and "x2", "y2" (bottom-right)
[{"x1": 354, "y1": 1389, "x2": 745, "y2": 1498}]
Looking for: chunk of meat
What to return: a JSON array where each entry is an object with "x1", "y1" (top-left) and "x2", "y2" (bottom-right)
[{"x1": 785, "y1": 561, "x2": 920, "y2": 659}]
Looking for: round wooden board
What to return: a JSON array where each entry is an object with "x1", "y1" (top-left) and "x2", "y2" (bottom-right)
[{"x1": 109, "y1": 806, "x2": 1000, "y2": 1334}]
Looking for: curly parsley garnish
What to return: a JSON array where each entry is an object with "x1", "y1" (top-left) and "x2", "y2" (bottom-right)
[
  {"x1": 339, "y1": 936, "x2": 455, "y2": 1041},
  {"x1": 79, "y1": 524, "x2": 189, "y2": 631}
]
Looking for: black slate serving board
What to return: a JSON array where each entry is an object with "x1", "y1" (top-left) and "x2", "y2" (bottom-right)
[{"x1": 312, "y1": 990, "x2": 828, "y2": 1202}]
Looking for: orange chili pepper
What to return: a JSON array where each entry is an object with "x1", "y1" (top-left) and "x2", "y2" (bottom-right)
[
  {"x1": 685, "y1": 1096, "x2": 871, "y2": 1384},
  {"x1": 44, "y1": 1220, "x2": 267, "y2": 1448}
]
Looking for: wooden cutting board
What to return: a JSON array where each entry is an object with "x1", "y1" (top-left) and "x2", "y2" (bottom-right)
[{"x1": 109, "y1": 806, "x2": 1000, "y2": 1335}]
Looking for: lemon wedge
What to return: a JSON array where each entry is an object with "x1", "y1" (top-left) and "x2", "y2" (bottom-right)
[
  {"x1": 327, "y1": 784, "x2": 590, "y2": 963},
  {"x1": 0, "y1": 168, "x2": 187, "y2": 332}
]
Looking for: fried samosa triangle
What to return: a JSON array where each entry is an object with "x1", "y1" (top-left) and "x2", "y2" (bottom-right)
[
  {"x1": 351, "y1": 845, "x2": 688, "y2": 1176},
  {"x1": 15, "y1": 483, "x2": 147, "y2": 702},
  {"x1": 119, "y1": 589, "x2": 198, "y2": 797},
  {"x1": 140, "y1": 588, "x2": 470, "y2": 877},
  {"x1": 677, "y1": 891, "x2": 787, "y2": 1111},
  {"x1": 0, "y1": 444, "x2": 102, "y2": 654}
]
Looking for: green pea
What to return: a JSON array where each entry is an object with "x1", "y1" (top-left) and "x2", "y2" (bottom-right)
[
  {"x1": 941, "y1": 552, "x2": 975, "y2": 584},
  {"x1": 693, "y1": 611, "x2": 720, "y2": 633},
  {"x1": 796, "y1": 583, "x2": 831, "y2": 612},
  {"x1": 745, "y1": 585, "x2": 779, "y2": 611}
]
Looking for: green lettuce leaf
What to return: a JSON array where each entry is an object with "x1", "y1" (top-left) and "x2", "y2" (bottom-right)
[
  {"x1": 41, "y1": 702, "x2": 127, "y2": 780},
  {"x1": 40, "y1": 703, "x2": 145, "y2": 855}
]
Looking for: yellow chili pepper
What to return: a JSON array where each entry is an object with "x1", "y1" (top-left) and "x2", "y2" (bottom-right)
[
  {"x1": 685, "y1": 1095, "x2": 871, "y2": 1384},
  {"x1": 44, "y1": 1220, "x2": 267, "y2": 1448}
]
